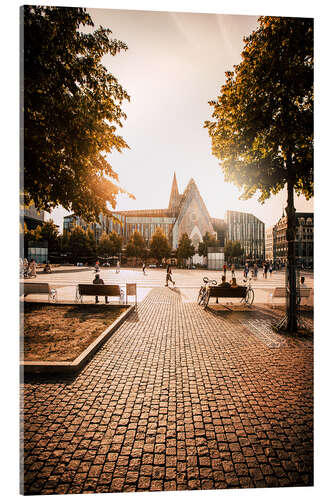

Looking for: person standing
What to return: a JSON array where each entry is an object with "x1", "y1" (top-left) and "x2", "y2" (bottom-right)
[
  {"x1": 223, "y1": 263, "x2": 227, "y2": 279},
  {"x1": 264, "y1": 262, "x2": 268, "y2": 279},
  {"x1": 231, "y1": 263, "x2": 235, "y2": 279},
  {"x1": 253, "y1": 263, "x2": 258, "y2": 279},
  {"x1": 142, "y1": 262, "x2": 146, "y2": 275},
  {"x1": 93, "y1": 273, "x2": 109, "y2": 304},
  {"x1": 269, "y1": 263, "x2": 273, "y2": 277},
  {"x1": 29, "y1": 258, "x2": 37, "y2": 278},
  {"x1": 116, "y1": 260, "x2": 120, "y2": 274},
  {"x1": 165, "y1": 264, "x2": 175, "y2": 287}
]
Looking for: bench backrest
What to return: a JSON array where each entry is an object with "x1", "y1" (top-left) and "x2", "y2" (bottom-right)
[
  {"x1": 24, "y1": 282, "x2": 50, "y2": 294},
  {"x1": 208, "y1": 285, "x2": 246, "y2": 298},
  {"x1": 78, "y1": 284, "x2": 121, "y2": 296},
  {"x1": 272, "y1": 287, "x2": 311, "y2": 298}
]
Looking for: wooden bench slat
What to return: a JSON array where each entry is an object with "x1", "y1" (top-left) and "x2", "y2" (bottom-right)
[
  {"x1": 208, "y1": 286, "x2": 247, "y2": 298},
  {"x1": 78, "y1": 284, "x2": 121, "y2": 296},
  {"x1": 272, "y1": 287, "x2": 311, "y2": 298},
  {"x1": 23, "y1": 282, "x2": 57, "y2": 302},
  {"x1": 24, "y1": 283, "x2": 51, "y2": 294}
]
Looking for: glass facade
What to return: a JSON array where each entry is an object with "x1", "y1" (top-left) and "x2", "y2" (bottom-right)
[
  {"x1": 27, "y1": 241, "x2": 48, "y2": 264},
  {"x1": 207, "y1": 247, "x2": 224, "y2": 270},
  {"x1": 226, "y1": 210, "x2": 265, "y2": 260}
]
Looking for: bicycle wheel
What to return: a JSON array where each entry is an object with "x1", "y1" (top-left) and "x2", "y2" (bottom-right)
[
  {"x1": 245, "y1": 289, "x2": 254, "y2": 305},
  {"x1": 202, "y1": 290, "x2": 210, "y2": 309},
  {"x1": 197, "y1": 287, "x2": 205, "y2": 305}
]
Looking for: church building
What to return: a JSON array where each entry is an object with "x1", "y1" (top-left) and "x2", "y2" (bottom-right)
[
  {"x1": 64, "y1": 173, "x2": 226, "y2": 252},
  {"x1": 63, "y1": 173, "x2": 265, "y2": 262}
]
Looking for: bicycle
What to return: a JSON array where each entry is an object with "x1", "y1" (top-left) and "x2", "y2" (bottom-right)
[
  {"x1": 240, "y1": 277, "x2": 255, "y2": 306},
  {"x1": 197, "y1": 277, "x2": 217, "y2": 306}
]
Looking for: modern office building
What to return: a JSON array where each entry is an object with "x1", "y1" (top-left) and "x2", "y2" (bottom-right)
[
  {"x1": 21, "y1": 202, "x2": 46, "y2": 230},
  {"x1": 274, "y1": 212, "x2": 314, "y2": 267},
  {"x1": 265, "y1": 226, "x2": 274, "y2": 261},
  {"x1": 64, "y1": 174, "x2": 226, "y2": 254},
  {"x1": 226, "y1": 210, "x2": 265, "y2": 261}
]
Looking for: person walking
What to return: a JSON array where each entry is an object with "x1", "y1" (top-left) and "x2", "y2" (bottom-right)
[
  {"x1": 264, "y1": 262, "x2": 268, "y2": 279},
  {"x1": 269, "y1": 263, "x2": 273, "y2": 277},
  {"x1": 142, "y1": 262, "x2": 146, "y2": 275},
  {"x1": 253, "y1": 263, "x2": 258, "y2": 279},
  {"x1": 231, "y1": 263, "x2": 235, "y2": 279},
  {"x1": 93, "y1": 274, "x2": 109, "y2": 304},
  {"x1": 223, "y1": 263, "x2": 227, "y2": 279},
  {"x1": 165, "y1": 264, "x2": 175, "y2": 287},
  {"x1": 116, "y1": 260, "x2": 120, "y2": 274}
]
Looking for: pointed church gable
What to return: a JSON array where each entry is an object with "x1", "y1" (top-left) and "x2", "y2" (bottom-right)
[
  {"x1": 173, "y1": 179, "x2": 215, "y2": 248},
  {"x1": 168, "y1": 172, "x2": 181, "y2": 211}
]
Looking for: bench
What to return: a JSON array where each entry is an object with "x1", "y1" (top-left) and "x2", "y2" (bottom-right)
[
  {"x1": 204, "y1": 285, "x2": 247, "y2": 309},
  {"x1": 76, "y1": 284, "x2": 124, "y2": 304},
  {"x1": 23, "y1": 282, "x2": 57, "y2": 302},
  {"x1": 271, "y1": 287, "x2": 312, "y2": 307}
]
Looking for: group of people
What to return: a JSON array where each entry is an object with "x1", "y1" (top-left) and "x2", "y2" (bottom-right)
[{"x1": 20, "y1": 258, "x2": 37, "y2": 278}]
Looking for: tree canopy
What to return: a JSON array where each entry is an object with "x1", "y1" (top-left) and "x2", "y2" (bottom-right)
[
  {"x1": 204, "y1": 16, "x2": 313, "y2": 202},
  {"x1": 126, "y1": 231, "x2": 147, "y2": 263},
  {"x1": 149, "y1": 227, "x2": 171, "y2": 264},
  {"x1": 198, "y1": 232, "x2": 219, "y2": 257},
  {"x1": 67, "y1": 226, "x2": 96, "y2": 262},
  {"x1": 224, "y1": 241, "x2": 243, "y2": 262},
  {"x1": 97, "y1": 231, "x2": 122, "y2": 258},
  {"x1": 177, "y1": 233, "x2": 195, "y2": 265},
  {"x1": 23, "y1": 6, "x2": 133, "y2": 222}
]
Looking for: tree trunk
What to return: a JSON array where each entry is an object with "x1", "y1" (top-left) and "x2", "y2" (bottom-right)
[{"x1": 286, "y1": 179, "x2": 298, "y2": 333}]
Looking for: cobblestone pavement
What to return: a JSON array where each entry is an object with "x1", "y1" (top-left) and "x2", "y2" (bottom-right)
[{"x1": 22, "y1": 287, "x2": 313, "y2": 494}]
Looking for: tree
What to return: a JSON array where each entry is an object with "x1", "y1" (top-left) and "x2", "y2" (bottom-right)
[
  {"x1": 97, "y1": 231, "x2": 122, "y2": 258},
  {"x1": 108, "y1": 231, "x2": 123, "y2": 256},
  {"x1": 125, "y1": 231, "x2": 147, "y2": 265},
  {"x1": 198, "y1": 232, "x2": 219, "y2": 257},
  {"x1": 97, "y1": 232, "x2": 114, "y2": 258},
  {"x1": 149, "y1": 227, "x2": 171, "y2": 265},
  {"x1": 205, "y1": 17, "x2": 313, "y2": 332},
  {"x1": 23, "y1": 6, "x2": 133, "y2": 222},
  {"x1": 39, "y1": 220, "x2": 60, "y2": 254},
  {"x1": 67, "y1": 226, "x2": 94, "y2": 262},
  {"x1": 224, "y1": 241, "x2": 243, "y2": 263},
  {"x1": 177, "y1": 233, "x2": 195, "y2": 267}
]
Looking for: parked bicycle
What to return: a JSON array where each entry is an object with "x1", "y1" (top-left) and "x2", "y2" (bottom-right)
[
  {"x1": 197, "y1": 277, "x2": 217, "y2": 306},
  {"x1": 240, "y1": 277, "x2": 255, "y2": 306}
]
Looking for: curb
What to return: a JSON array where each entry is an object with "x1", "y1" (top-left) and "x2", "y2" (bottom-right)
[{"x1": 22, "y1": 304, "x2": 135, "y2": 377}]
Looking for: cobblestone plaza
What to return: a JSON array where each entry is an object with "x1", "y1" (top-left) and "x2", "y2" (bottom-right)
[{"x1": 21, "y1": 268, "x2": 313, "y2": 494}]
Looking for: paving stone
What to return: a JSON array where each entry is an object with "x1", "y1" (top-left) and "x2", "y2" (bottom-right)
[{"x1": 22, "y1": 287, "x2": 313, "y2": 494}]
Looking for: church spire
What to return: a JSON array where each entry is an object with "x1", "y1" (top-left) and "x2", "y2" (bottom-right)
[{"x1": 168, "y1": 172, "x2": 180, "y2": 210}]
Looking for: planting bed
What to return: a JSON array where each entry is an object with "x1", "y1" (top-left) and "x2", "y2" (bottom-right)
[{"x1": 22, "y1": 303, "x2": 127, "y2": 362}]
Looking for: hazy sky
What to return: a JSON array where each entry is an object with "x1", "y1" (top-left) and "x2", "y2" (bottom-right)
[{"x1": 47, "y1": 5, "x2": 313, "y2": 230}]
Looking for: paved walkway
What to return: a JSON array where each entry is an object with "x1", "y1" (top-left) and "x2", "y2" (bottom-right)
[{"x1": 22, "y1": 287, "x2": 313, "y2": 494}]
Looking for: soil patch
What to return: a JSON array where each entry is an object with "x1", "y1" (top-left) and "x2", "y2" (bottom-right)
[{"x1": 22, "y1": 303, "x2": 127, "y2": 362}]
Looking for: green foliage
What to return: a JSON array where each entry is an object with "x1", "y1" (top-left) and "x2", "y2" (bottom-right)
[
  {"x1": 67, "y1": 226, "x2": 96, "y2": 262},
  {"x1": 23, "y1": 6, "x2": 133, "y2": 222},
  {"x1": 205, "y1": 16, "x2": 313, "y2": 202},
  {"x1": 39, "y1": 220, "x2": 60, "y2": 253},
  {"x1": 198, "y1": 231, "x2": 219, "y2": 257},
  {"x1": 109, "y1": 231, "x2": 123, "y2": 256},
  {"x1": 177, "y1": 233, "x2": 195, "y2": 264},
  {"x1": 149, "y1": 227, "x2": 171, "y2": 264},
  {"x1": 126, "y1": 231, "x2": 147, "y2": 262},
  {"x1": 97, "y1": 231, "x2": 122, "y2": 257},
  {"x1": 224, "y1": 240, "x2": 243, "y2": 261}
]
